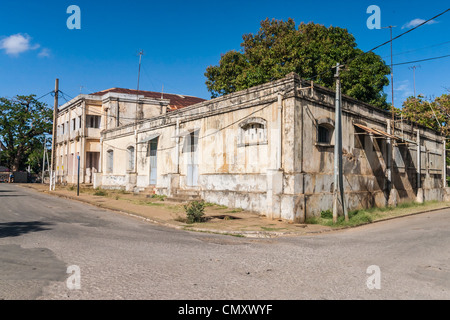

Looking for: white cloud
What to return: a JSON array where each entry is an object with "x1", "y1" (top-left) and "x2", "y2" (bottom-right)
[
  {"x1": 395, "y1": 80, "x2": 414, "y2": 99},
  {"x1": 0, "y1": 33, "x2": 40, "y2": 56},
  {"x1": 38, "y1": 48, "x2": 51, "y2": 58},
  {"x1": 402, "y1": 18, "x2": 438, "y2": 29}
]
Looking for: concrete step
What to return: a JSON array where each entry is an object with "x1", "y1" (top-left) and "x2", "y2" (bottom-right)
[
  {"x1": 173, "y1": 189, "x2": 201, "y2": 197},
  {"x1": 165, "y1": 197, "x2": 191, "y2": 203},
  {"x1": 166, "y1": 190, "x2": 202, "y2": 203},
  {"x1": 143, "y1": 186, "x2": 156, "y2": 194}
]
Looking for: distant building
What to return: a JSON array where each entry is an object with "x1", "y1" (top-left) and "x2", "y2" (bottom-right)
[{"x1": 55, "y1": 88, "x2": 205, "y2": 184}]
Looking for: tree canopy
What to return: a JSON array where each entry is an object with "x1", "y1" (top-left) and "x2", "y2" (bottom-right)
[
  {"x1": 0, "y1": 95, "x2": 53, "y2": 172},
  {"x1": 401, "y1": 94, "x2": 450, "y2": 136},
  {"x1": 205, "y1": 18, "x2": 391, "y2": 109},
  {"x1": 401, "y1": 93, "x2": 450, "y2": 166}
]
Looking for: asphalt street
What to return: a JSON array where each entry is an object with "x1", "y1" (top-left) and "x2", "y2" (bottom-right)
[{"x1": 0, "y1": 183, "x2": 449, "y2": 300}]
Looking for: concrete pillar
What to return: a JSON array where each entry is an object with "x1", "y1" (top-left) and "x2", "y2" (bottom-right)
[
  {"x1": 416, "y1": 129, "x2": 423, "y2": 203},
  {"x1": 175, "y1": 118, "x2": 180, "y2": 174},
  {"x1": 387, "y1": 119, "x2": 398, "y2": 207},
  {"x1": 276, "y1": 94, "x2": 283, "y2": 170},
  {"x1": 126, "y1": 173, "x2": 137, "y2": 192},
  {"x1": 266, "y1": 169, "x2": 283, "y2": 220},
  {"x1": 167, "y1": 173, "x2": 180, "y2": 197},
  {"x1": 443, "y1": 137, "x2": 447, "y2": 188}
]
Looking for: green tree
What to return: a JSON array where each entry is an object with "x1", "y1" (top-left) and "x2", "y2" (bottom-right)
[
  {"x1": 401, "y1": 94, "x2": 450, "y2": 167},
  {"x1": 401, "y1": 94, "x2": 450, "y2": 135},
  {"x1": 0, "y1": 95, "x2": 53, "y2": 172},
  {"x1": 205, "y1": 18, "x2": 391, "y2": 109}
]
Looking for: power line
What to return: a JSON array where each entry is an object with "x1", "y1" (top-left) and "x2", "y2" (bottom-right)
[
  {"x1": 350, "y1": 8, "x2": 450, "y2": 65},
  {"x1": 382, "y1": 40, "x2": 450, "y2": 59},
  {"x1": 35, "y1": 91, "x2": 54, "y2": 101},
  {"x1": 393, "y1": 54, "x2": 450, "y2": 66},
  {"x1": 305, "y1": 8, "x2": 450, "y2": 82}
]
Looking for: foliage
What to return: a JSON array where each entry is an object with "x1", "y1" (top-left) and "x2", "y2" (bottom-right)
[
  {"x1": 205, "y1": 18, "x2": 390, "y2": 109},
  {"x1": 94, "y1": 189, "x2": 108, "y2": 196},
  {"x1": 401, "y1": 93, "x2": 450, "y2": 165},
  {"x1": 320, "y1": 209, "x2": 333, "y2": 219},
  {"x1": 151, "y1": 194, "x2": 167, "y2": 201},
  {"x1": 184, "y1": 200, "x2": 206, "y2": 223},
  {"x1": 0, "y1": 95, "x2": 52, "y2": 172}
]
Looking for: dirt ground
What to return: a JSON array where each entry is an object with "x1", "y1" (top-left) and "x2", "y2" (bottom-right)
[
  {"x1": 17, "y1": 183, "x2": 332, "y2": 237},
  {"x1": 16, "y1": 183, "x2": 450, "y2": 238}
]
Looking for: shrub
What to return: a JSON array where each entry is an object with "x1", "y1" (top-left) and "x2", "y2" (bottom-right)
[
  {"x1": 94, "y1": 189, "x2": 108, "y2": 196},
  {"x1": 320, "y1": 209, "x2": 333, "y2": 219},
  {"x1": 184, "y1": 200, "x2": 205, "y2": 223}
]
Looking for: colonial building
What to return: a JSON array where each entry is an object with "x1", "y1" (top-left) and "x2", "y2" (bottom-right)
[
  {"x1": 59, "y1": 73, "x2": 447, "y2": 222},
  {"x1": 55, "y1": 88, "x2": 205, "y2": 184}
]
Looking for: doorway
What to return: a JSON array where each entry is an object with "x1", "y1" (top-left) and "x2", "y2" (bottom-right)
[
  {"x1": 186, "y1": 130, "x2": 198, "y2": 187},
  {"x1": 148, "y1": 138, "x2": 158, "y2": 185}
]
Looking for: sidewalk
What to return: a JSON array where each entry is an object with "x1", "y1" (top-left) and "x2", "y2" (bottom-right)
[{"x1": 18, "y1": 183, "x2": 450, "y2": 238}]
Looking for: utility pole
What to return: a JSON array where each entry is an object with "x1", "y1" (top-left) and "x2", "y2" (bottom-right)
[
  {"x1": 409, "y1": 65, "x2": 420, "y2": 98},
  {"x1": 42, "y1": 136, "x2": 46, "y2": 183},
  {"x1": 77, "y1": 155, "x2": 80, "y2": 196},
  {"x1": 381, "y1": 26, "x2": 396, "y2": 134},
  {"x1": 381, "y1": 25, "x2": 396, "y2": 202},
  {"x1": 137, "y1": 50, "x2": 144, "y2": 93},
  {"x1": 50, "y1": 78, "x2": 59, "y2": 191},
  {"x1": 332, "y1": 63, "x2": 348, "y2": 223},
  {"x1": 135, "y1": 50, "x2": 144, "y2": 126}
]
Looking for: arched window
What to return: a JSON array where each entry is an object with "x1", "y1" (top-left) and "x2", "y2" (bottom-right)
[
  {"x1": 318, "y1": 125, "x2": 330, "y2": 143},
  {"x1": 316, "y1": 118, "x2": 335, "y2": 146},
  {"x1": 238, "y1": 117, "x2": 267, "y2": 147},
  {"x1": 106, "y1": 150, "x2": 114, "y2": 173},
  {"x1": 127, "y1": 146, "x2": 135, "y2": 172}
]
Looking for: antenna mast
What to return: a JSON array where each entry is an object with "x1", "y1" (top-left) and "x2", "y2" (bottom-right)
[{"x1": 137, "y1": 50, "x2": 144, "y2": 92}]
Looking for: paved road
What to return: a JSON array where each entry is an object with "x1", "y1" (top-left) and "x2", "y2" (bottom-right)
[{"x1": 0, "y1": 183, "x2": 449, "y2": 300}]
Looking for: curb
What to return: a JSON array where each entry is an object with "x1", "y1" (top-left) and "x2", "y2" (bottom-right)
[
  {"x1": 17, "y1": 184, "x2": 450, "y2": 238},
  {"x1": 18, "y1": 184, "x2": 327, "y2": 238}
]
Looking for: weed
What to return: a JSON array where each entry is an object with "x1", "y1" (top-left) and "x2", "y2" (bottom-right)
[
  {"x1": 226, "y1": 208, "x2": 243, "y2": 213},
  {"x1": 174, "y1": 215, "x2": 187, "y2": 223},
  {"x1": 184, "y1": 200, "x2": 206, "y2": 223},
  {"x1": 260, "y1": 226, "x2": 285, "y2": 231},
  {"x1": 204, "y1": 202, "x2": 215, "y2": 207},
  {"x1": 213, "y1": 205, "x2": 228, "y2": 210},
  {"x1": 151, "y1": 194, "x2": 166, "y2": 201},
  {"x1": 94, "y1": 190, "x2": 108, "y2": 196},
  {"x1": 320, "y1": 209, "x2": 332, "y2": 219}
]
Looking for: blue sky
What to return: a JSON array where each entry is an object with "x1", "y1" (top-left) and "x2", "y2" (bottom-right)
[{"x1": 0, "y1": 0, "x2": 449, "y2": 109}]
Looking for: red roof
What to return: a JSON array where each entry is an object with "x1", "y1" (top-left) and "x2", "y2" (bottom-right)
[{"x1": 90, "y1": 88, "x2": 205, "y2": 110}]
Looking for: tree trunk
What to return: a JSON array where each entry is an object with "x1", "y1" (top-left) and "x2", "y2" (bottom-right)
[{"x1": 11, "y1": 147, "x2": 22, "y2": 171}]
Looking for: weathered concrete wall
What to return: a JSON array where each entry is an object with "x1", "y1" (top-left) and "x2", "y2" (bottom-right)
[
  {"x1": 100, "y1": 73, "x2": 296, "y2": 216},
  {"x1": 293, "y1": 74, "x2": 445, "y2": 220},
  {"x1": 95, "y1": 72, "x2": 445, "y2": 222}
]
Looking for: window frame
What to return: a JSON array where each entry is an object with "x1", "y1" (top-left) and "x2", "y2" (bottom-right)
[
  {"x1": 315, "y1": 118, "x2": 335, "y2": 147},
  {"x1": 237, "y1": 117, "x2": 268, "y2": 148}
]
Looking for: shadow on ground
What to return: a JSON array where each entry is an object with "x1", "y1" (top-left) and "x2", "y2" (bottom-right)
[{"x1": 0, "y1": 221, "x2": 53, "y2": 238}]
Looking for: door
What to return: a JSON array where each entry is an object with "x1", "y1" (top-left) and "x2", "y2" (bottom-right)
[
  {"x1": 149, "y1": 139, "x2": 158, "y2": 185},
  {"x1": 186, "y1": 131, "x2": 198, "y2": 187}
]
